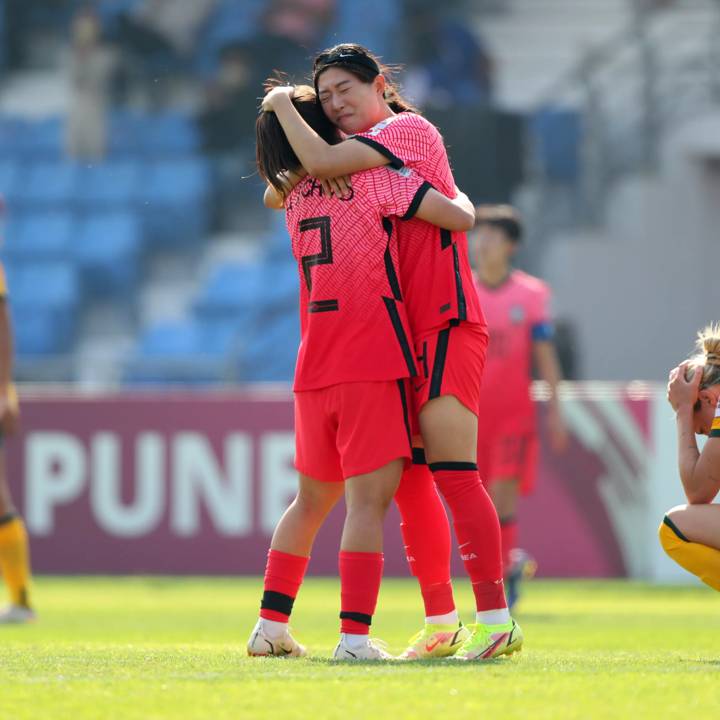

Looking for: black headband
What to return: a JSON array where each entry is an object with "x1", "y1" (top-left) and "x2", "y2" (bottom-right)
[{"x1": 314, "y1": 52, "x2": 380, "y2": 80}]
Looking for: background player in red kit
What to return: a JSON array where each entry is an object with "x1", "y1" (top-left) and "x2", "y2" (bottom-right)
[
  {"x1": 249, "y1": 84, "x2": 477, "y2": 660},
  {"x1": 473, "y1": 205, "x2": 568, "y2": 608},
  {"x1": 262, "y1": 44, "x2": 521, "y2": 661}
]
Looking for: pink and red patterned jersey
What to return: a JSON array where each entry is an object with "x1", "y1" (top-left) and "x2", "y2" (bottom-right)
[
  {"x1": 286, "y1": 167, "x2": 430, "y2": 391},
  {"x1": 352, "y1": 112, "x2": 485, "y2": 338},
  {"x1": 475, "y1": 270, "x2": 553, "y2": 426}
]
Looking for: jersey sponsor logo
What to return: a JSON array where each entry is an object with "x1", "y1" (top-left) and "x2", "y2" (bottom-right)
[
  {"x1": 388, "y1": 165, "x2": 413, "y2": 178},
  {"x1": 365, "y1": 117, "x2": 395, "y2": 137},
  {"x1": 510, "y1": 305, "x2": 526, "y2": 324}
]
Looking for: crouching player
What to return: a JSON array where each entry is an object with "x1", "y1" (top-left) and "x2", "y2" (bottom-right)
[
  {"x1": 0, "y1": 261, "x2": 35, "y2": 623},
  {"x1": 659, "y1": 324, "x2": 720, "y2": 590},
  {"x1": 472, "y1": 205, "x2": 568, "y2": 609}
]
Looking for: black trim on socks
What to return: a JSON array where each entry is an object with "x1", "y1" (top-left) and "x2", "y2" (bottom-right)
[
  {"x1": 261, "y1": 590, "x2": 295, "y2": 616},
  {"x1": 428, "y1": 461, "x2": 478, "y2": 472},
  {"x1": 339, "y1": 611, "x2": 372, "y2": 626}
]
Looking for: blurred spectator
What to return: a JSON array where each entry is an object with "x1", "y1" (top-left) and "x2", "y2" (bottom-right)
[
  {"x1": 118, "y1": 0, "x2": 217, "y2": 60},
  {"x1": 66, "y1": 7, "x2": 116, "y2": 160},
  {"x1": 198, "y1": 42, "x2": 256, "y2": 154},
  {"x1": 197, "y1": 41, "x2": 260, "y2": 231},
  {"x1": 2, "y1": 0, "x2": 33, "y2": 70},
  {"x1": 404, "y1": 3, "x2": 494, "y2": 109},
  {"x1": 246, "y1": 0, "x2": 336, "y2": 83}
]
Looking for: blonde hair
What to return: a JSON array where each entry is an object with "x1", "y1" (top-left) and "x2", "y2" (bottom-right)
[{"x1": 685, "y1": 323, "x2": 720, "y2": 390}]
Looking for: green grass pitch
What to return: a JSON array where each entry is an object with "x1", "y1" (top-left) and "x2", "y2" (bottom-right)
[{"x1": 1, "y1": 577, "x2": 719, "y2": 719}]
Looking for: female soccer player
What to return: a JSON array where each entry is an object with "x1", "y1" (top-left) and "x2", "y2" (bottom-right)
[
  {"x1": 248, "y1": 84, "x2": 477, "y2": 660},
  {"x1": 473, "y1": 205, "x2": 567, "y2": 608},
  {"x1": 261, "y1": 44, "x2": 521, "y2": 661},
  {"x1": 659, "y1": 324, "x2": 720, "y2": 590},
  {"x1": 0, "y1": 261, "x2": 35, "y2": 623}
]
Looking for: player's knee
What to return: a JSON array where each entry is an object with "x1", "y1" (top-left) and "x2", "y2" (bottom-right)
[
  {"x1": 346, "y1": 494, "x2": 392, "y2": 522},
  {"x1": 294, "y1": 489, "x2": 337, "y2": 519}
]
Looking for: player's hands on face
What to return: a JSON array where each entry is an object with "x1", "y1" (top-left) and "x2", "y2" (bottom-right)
[
  {"x1": 261, "y1": 85, "x2": 294, "y2": 112},
  {"x1": 547, "y1": 404, "x2": 569, "y2": 453},
  {"x1": 667, "y1": 361, "x2": 701, "y2": 412},
  {"x1": 321, "y1": 175, "x2": 353, "y2": 200}
]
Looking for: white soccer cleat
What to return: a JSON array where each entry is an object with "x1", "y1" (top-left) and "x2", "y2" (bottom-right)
[
  {"x1": 246, "y1": 619, "x2": 307, "y2": 657},
  {"x1": 332, "y1": 635, "x2": 394, "y2": 661},
  {"x1": 0, "y1": 604, "x2": 36, "y2": 624}
]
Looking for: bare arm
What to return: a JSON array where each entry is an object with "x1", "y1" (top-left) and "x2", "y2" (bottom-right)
[
  {"x1": 533, "y1": 339, "x2": 569, "y2": 452},
  {"x1": 414, "y1": 187, "x2": 475, "y2": 231},
  {"x1": 674, "y1": 406, "x2": 720, "y2": 503},
  {"x1": 668, "y1": 364, "x2": 720, "y2": 503},
  {"x1": 266, "y1": 90, "x2": 389, "y2": 179},
  {"x1": 0, "y1": 298, "x2": 18, "y2": 434},
  {"x1": 263, "y1": 169, "x2": 307, "y2": 210}
]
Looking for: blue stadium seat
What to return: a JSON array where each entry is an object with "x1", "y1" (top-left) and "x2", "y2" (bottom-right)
[
  {"x1": 141, "y1": 113, "x2": 200, "y2": 155},
  {"x1": 108, "y1": 111, "x2": 144, "y2": 157},
  {"x1": 16, "y1": 117, "x2": 64, "y2": 160},
  {"x1": 530, "y1": 108, "x2": 581, "y2": 183},
  {"x1": 75, "y1": 212, "x2": 142, "y2": 296},
  {"x1": 3, "y1": 211, "x2": 75, "y2": 261},
  {"x1": 0, "y1": 117, "x2": 22, "y2": 160},
  {"x1": 194, "y1": 262, "x2": 260, "y2": 321},
  {"x1": 141, "y1": 158, "x2": 210, "y2": 246},
  {"x1": 0, "y1": 160, "x2": 18, "y2": 206},
  {"x1": 123, "y1": 319, "x2": 238, "y2": 384},
  {"x1": 257, "y1": 262, "x2": 299, "y2": 313},
  {"x1": 241, "y1": 311, "x2": 299, "y2": 382},
  {"x1": 13, "y1": 161, "x2": 78, "y2": 208},
  {"x1": 76, "y1": 161, "x2": 141, "y2": 207},
  {"x1": 9, "y1": 262, "x2": 80, "y2": 355}
]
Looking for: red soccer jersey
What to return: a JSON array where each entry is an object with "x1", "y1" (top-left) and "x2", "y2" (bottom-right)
[
  {"x1": 475, "y1": 270, "x2": 552, "y2": 426},
  {"x1": 286, "y1": 167, "x2": 430, "y2": 391},
  {"x1": 352, "y1": 112, "x2": 485, "y2": 338}
]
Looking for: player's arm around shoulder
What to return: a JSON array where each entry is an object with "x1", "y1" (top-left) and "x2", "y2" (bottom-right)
[
  {"x1": 265, "y1": 91, "x2": 388, "y2": 179},
  {"x1": 263, "y1": 169, "x2": 308, "y2": 210},
  {"x1": 411, "y1": 185, "x2": 475, "y2": 231}
]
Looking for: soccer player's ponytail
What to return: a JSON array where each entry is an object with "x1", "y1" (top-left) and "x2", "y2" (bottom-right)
[
  {"x1": 255, "y1": 82, "x2": 339, "y2": 196},
  {"x1": 685, "y1": 323, "x2": 720, "y2": 391}
]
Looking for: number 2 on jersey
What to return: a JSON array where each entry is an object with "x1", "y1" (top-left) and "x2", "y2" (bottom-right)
[{"x1": 299, "y1": 216, "x2": 339, "y2": 313}]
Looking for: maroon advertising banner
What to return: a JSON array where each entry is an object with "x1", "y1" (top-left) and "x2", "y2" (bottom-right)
[{"x1": 6, "y1": 388, "x2": 651, "y2": 577}]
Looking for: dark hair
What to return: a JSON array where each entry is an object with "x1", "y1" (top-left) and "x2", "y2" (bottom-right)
[
  {"x1": 312, "y1": 43, "x2": 420, "y2": 115},
  {"x1": 255, "y1": 81, "x2": 340, "y2": 195},
  {"x1": 474, "y1": 204, "x2": 523, "y2": 242}
]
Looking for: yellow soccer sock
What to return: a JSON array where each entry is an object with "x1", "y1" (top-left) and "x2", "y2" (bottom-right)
[
  {"x1": 659, "y1": 516, "x2": 720, "y2": 592},
  {"x1": 0, "y1": 514, "x2": 32, "y2": 607}
]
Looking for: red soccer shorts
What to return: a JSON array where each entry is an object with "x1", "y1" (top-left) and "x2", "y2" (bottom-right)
[
  {"x1": 410, "y1": 322, "x2": 489, "y2": 428},
  {"x1": 294, "y1": 380, "x2": 412, "y2": 483},
  {"x1": 477, "y1": 414, "x2": 538, "y2": 495}
]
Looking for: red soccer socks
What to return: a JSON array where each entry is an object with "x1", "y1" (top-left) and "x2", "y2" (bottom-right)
[
  {"x1": 259, "y1": 549, "x2": 310, "y2": 622},
  {"x1": 339, "y1": 551, "x2": 384, "y2": 634}
]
